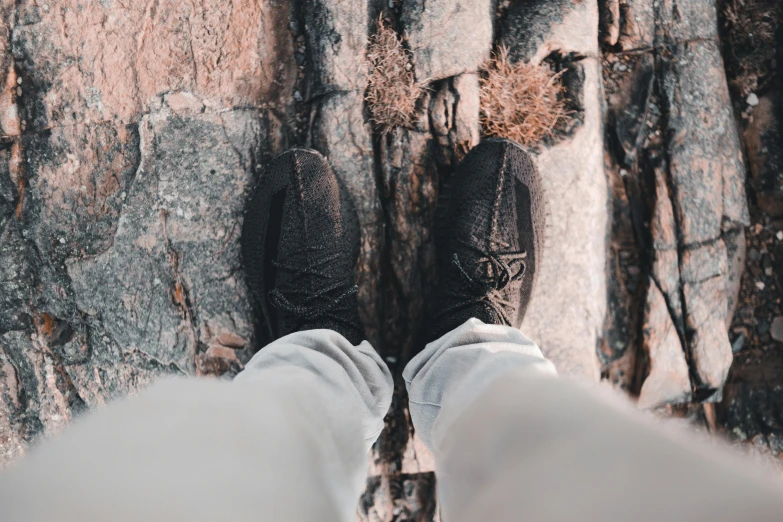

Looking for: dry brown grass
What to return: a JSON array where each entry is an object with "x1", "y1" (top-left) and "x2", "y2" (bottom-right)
[
  {"x1": 365, "y1": 18, "x2": 423, "y2": 133},
  {"x1": 479, "y1": 47, "x2": 571, "y2": 146}
]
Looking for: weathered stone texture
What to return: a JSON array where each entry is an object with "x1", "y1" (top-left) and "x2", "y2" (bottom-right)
[
  {"x1": 402, "y1": 0, "x2": 492, "y2": 81},
  {"x1": 616, "y1": 0, "x2": 655, "y2": 50},
  {"x1": 500, "y1": 1, "x2": 605, "y2": 379},
  {"x1": 638, "y1": 282, "x2": 691, "y2": 409},
  {"x1": 604, "y1": 0, "x2": 750, "y2": 401},
  {"x1": 501, "y1": 0, "x2": 599, "y2": 62},
  {"x1": 11, "y1": 0, "x2": 296, "y2": 131},
  {"x1": 22, "y1": 122, "x2": 141, "y2": 259},
  {"x1": 429, "y1": 73, "x2": 480, "y2": 169},
  {"x1": 660, "y1": 40, "x2": 749, "y2": 243},
  {"x1": 654, "y1": 0, "x2": 718, "y2": 43},
  {"x1": 1, "y1": 0, "x2": 297, "y2": 466},
  {"x1": 303, "y1": 0, "x2": 368, "y2": 96},
  {"x1": 67, "y1": 107, "x2": 261, "y2": 374},
  {"x1": 684, "y1": 276, "x2": 732, "y2": 390}
]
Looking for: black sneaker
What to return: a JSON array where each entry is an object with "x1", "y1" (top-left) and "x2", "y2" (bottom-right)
[
  {"x1": 241, "y1": 149, "x2": 364, "y2": 345},
  {"x1": 427, "y1": 139, "x2": 546, "y2": 342}
]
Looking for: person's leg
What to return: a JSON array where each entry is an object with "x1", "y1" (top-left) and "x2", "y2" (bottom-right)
[
  {"x1": 409, "y1": 139, "x2": 783, "y2": 521},
  {"x1": 0, "y1": 330, "x2": 392, "y2": 522},
  {"x1": 405, "y1": 320, "x2": 783, "y2": 522},
  {"x1": 1, "y1": 148, "x2": 393, "y2": 521}
]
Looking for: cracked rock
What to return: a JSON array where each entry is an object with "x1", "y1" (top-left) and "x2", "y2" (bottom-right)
[
  {"x1": 11, "y1": 0, "x2": 296, "y2": 130},
  {"x1": 638, "y1": 281, "x2": 691, "y2": 409},
  {"x1": 499, "y1": 0, "x2": 605, "y2": 379},
  {"x1": 67, "y1": 110, "x2": 259, "y2": 374},
  {"x1": 659, "y1": 40, "x2": 749, "y2": 245},
  {"x1": 303, "y1": 0, "x2": 368, "y2": 96},
  {"x1": 683, "y1": 275, "x2": 732, "y2": 391}
]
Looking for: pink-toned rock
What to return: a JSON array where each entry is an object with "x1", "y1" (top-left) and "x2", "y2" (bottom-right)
[
  {"x1": 683, "y1": 276, "x2": 733, "y2": 390},
  {"x1": 638, "y1": 282, "x2": 691, "y2": 409},
  {"x1": 13, "y1": 0, "x2": 296, "y2": 131}
]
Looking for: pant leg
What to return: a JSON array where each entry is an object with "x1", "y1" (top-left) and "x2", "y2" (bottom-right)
[
  {"x1": 0, "y1": 329, "x2": 393, "y2": 522},
  {"x1": 404, "y1": 318, "x2": 783, "y2": 522}
]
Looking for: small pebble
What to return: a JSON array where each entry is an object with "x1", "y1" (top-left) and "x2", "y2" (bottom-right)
[
  {"x1": 16, "y1": 77, "x2": 22, "y2": 85},
  {"x1": 732, "y1": 334, "x2": 745, "y2": 353},
  {"x1": 777, "y1": 231, "x2": 783, "y2": 241},
  {"x1": 756, "y1": 281, "x2": 766, "y2": 291},
  {"x1": 766, "y1": 267, "x2": 773, "y2": 276},
  {"x1": 58, "y1": 237, "x2": 65, "y2": 244},
  {"x1": 747, "y1": 93, "x2": 759, "y2": 106},
  {"x1": 758, "y1": 320, "x2": 770, "y2": 335},
  {"x1": 293, "y1": 90, "x2": 303, "y2": 102},
  {"x1": 771, "y1": 317, "x2": 783, "y2": 342}
]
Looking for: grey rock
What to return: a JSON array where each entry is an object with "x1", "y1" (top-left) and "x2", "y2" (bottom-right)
[
  {"x1": 379, "y1": 126, "x2": 437, "y2": 360},
  {"x1": 659, "y1": 40, "x2": 749, "y2": 244},
  {"x1": 22, "y1": 122, "x2": 141, "y2": 261},
  {"x1": 67, "y1": 109, "x2": 261, "y2": 375},
  {"x1": 500, "y1": 0, "x2": 599, "y2": 63},
  {"x1": 606, "y1": 53, "x2": 655, "y2": 167},
  {"x1": 616, "y1": 0, "x2": 655, "y2": 50},
  {"x1": 650, "y1": 162, "x2": 678, "y2": 251},
  {"x1": 303, "y1": 0, "x2": 368, "y2": 96},
  {"x1": 0, "y1": 220, "x2": 35, "y2": 333},
  {"x1": 654, "y1": 0, "x2": 718, "y2": 44},
  {"x1": 402, "y1": 0, "x2": 492, "y2": 81},
  {"x1": 771, "y1": 317, "x2": 783, "y2": 343},
  {"x1": 732, "y1": 333, "x2": 745, "y2": 353},
  {"x1": 651, "y1": 249, "x2": 684, "y2": 334}
]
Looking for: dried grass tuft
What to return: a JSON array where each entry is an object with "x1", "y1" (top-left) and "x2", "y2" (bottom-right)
[
  {"x1": 366, "y1": 18, "x2": 423, "y2": 133},
  {"x1": 479, "y1": 47, "x2": 571, "y2": 146}
]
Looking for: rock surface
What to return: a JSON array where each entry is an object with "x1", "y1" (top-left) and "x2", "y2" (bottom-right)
[
  {"x1": 602, "y1": 0, "x2": 748, "y2": 401},
  {"x1": 638, "y1": 283, "x2": 691, "y2": 409},
  {"x1": 1, "y1": 0, "x2": 298, "y2": 467},
  {"x1": 402, "y1": 0, "x2": 492, "y2": 82},
  {"x1": 500, "y1": 0, "x2": 605, "y2": 379},
  {"x1": 0, "y1": 0, "x2": 769, "y2": 514}
]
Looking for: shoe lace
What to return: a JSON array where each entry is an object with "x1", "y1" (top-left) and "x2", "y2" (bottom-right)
[
  {"x1": 267, "y1": 245, "x2": 359, "y2": 331},
  {"x1": 440, "y1": 239, "x2": 527, "y2": 326}
]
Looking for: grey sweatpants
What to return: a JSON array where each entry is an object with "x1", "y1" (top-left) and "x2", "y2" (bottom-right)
[{"x1": 1, "y1": 318, "x2": 782, "y2": 521}]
